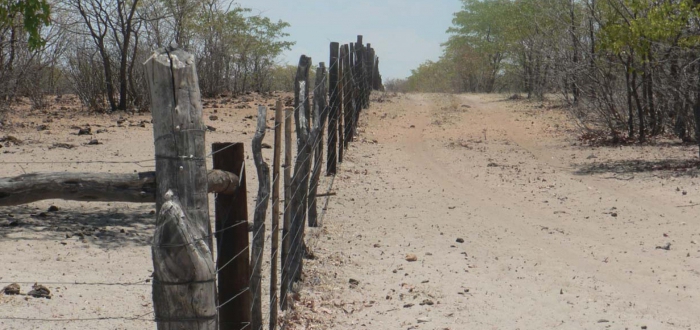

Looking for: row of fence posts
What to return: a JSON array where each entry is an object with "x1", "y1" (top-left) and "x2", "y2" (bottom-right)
[{"x1": 146, "y1": 35, "x2": 382, "y2": 330}]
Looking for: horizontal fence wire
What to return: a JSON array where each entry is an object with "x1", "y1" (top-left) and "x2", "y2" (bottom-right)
[{"x1": 0, "y1": 40, "x2": 377, "y2": 327}]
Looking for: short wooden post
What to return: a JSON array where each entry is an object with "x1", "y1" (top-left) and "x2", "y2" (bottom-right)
[
  {"x1": 213, "y1": 142, "x2": 251, "y2": 330},
  {"x1": 309, "y1": 64, "x2": 328, "y2": 227},
  {"x1": 290, "y1": 55, "x2": 312, "y2": 286},
  {"x1": 338, "y1": 45, "x2": 345, "y2": 163},
  {"x1": 145, "y1": 46, "x2": 217, "y2": 330},
  {"x1": 280, "y1": 103, "x2": 293, "y2": 311},
  {"x1": 269, "y1": 100, "x2": 283, "y2": 329},
  {"x1": 327, "y1": 42, "x2": 339, "y2": 175}
]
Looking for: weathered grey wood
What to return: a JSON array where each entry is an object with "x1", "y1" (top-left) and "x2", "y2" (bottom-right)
[
  {"x1": 213, "y1": 143, "x2": 251, "y2": 330},
  {"x1": 280, "y1": 104, "x2": 293, "y2": 311},
  {"x1": 338, "y1": 44, "x2": 345, "y2": 163},
  {"x1": 0, "y1": 170, "x2": 239, "y2": 207},
  {"x1": 327, "y1": 43, "x2": 339, "y2": 175},
  {"x1": 269, "y1": 99, "x2": 283, "y2": 330},
  {"x1": 145, "y1": 46, "x2": 216, "y2": 330},
  {"x1": 309, "y1": 63, "x2": 328, "y2": 227},
  {"x1": 251, "y1": 106, "x2": 269, "y2": 330},
  {"x1": 343, "y1": 44, "x2": 353, "y2": 149},
  {"x1": 152, "y1": 190, "x2": 217, "y2": 329},
  {"x1": 289, "y1": 54, "x2": 312, "y2": 292}
]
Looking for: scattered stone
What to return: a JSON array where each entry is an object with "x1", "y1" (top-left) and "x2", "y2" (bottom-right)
[
  {"x1": 419, "y1": 299, "x2": 434, "y2": 306},
  {"x1": 48, "y1": 206, "x2": 59, "y2": 212},
  {"x1": 36, "y1": 124, "x2": 49, "y2": 131},
  {"x1": 655, "y1": 243, "x2": 671, "y2": 250},
  {"x1": 349, "y1": 279, "x2": 359, "y2": 287},
  {"x1": 206, "y1": 125, "x2": 217, "y2": 132},
  {"x1": 261, "y1": 143, "x2": 272, "y2": 149},
  {"x1": 598, "y1": 319, "x2": 609, "y2": 323},
  {"x1": 417, "y1": 317, "x2": 431, "y2": 323},
  {"x1": 456, "y1": 238, "x2": 465, "y2": 243},
  {"x1": 27, "y1": 283, "x2": 51, "y2": 299},
  {"x1": 586, "y1": 154, "x2": 597, "y2": 159},
  {"x1": 610, "y1": 212, "x2": 617, "y2": 217},
  {"x1": 87, "y1": 139, "x2": 101, "y2": 145},
  {"x1": 405, "y1": 254, "x2": 418, "y2": 262},
  {"x1": 209, "y1": 115, "x2": 218, "y2": 121},
  {"x1": 77, "y1": 127, "x2": 91, "y2": 135},
  {"x1": 2, "y1": 283, "x2": 20, "y2": 295},
  {"x1": 403, "y1": 303, "x2": 414, "y2": 308},
  {"x1": 50, "y1": 143, "x2": 76, "y2": 150}
]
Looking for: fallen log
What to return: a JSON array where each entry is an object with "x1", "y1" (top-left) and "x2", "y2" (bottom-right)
[{"x1": 0, "y1": 170, "x2": 239, "y2": 207}]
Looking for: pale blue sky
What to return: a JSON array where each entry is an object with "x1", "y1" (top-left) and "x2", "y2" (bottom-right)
[{"x1": 235, "y1": 0, "x2": 463, "y2": 79}]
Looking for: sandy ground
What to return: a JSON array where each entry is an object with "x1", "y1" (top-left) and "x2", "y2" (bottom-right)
[
  {"x1": 295, "y1": 93, "x2": 700, "y2": 330},
  {"x1": 1, "y1": 92, "x2": 700, "y2": 329}
]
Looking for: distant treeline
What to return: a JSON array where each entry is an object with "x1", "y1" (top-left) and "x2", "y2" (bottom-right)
[
  {"x1": 0, "y1": 0, "x2": 296, "y2": 113},
  {"x1": 393, "y1": 0, "x2": 700, "y2": 144}
]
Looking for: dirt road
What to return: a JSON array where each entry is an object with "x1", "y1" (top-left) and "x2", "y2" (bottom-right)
[{"x1": 299, "y1": 93, "x2": 700, "y2": 329}]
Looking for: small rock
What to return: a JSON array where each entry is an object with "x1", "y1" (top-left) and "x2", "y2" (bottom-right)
[
  {"x1": 87, "y1": 139, "x2": 101, "y2": 145},
  {"x1": 206, "y1": 125, "x2": 217, "y2": 132},
  {"x1": 417, "y1": 317, "x2": 431, "y2": 323},
  {"x1": 262, "y1": 143, "x2": 272, "y2": 149},
  {"x1": 36, "y1": 124, "x2": 49, "y2": 131},
  {"x1": 27, "y1": 283, "x2": 51, "y2": 299},
  {"x1": 611, "y1": 212, "x2": 617, "y2": 217},
  {"x1": 456, "y1": 238, "x2": 465, "y2": 243},
  {"x1": 48, "y1": 205, "x2": 59, "y2": 212},
  {"x1": 419, "y1": 299, "x2": 434, "y2": 306},
  {"x1": 349, "y1": 279, "x2": 359, "y2": 287},
  {"x1": 598, "y1": 319, "x2": 609, "y2": 323},
  {"x1": 2, "y1": 283, "x2": 20, "y2": 295},
  {"x1": 655, "y1": 243, "x2": 671, "y2": 250},
  {"x1": 403, "y1": 303, "x2": 414, "y2": 308},
  {"x1": 78, "y1": 127, "x2": 91, "y2": 135},
  {"x1": 209, "y1": 115, "x2": 218, "y2": 121},
  {"x1": 405, "y1": 254, "x2": 418, "y2": 262}
]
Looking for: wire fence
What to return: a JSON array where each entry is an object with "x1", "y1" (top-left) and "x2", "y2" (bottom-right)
[{"x1": 0, "y1": 36, "x2": 382, "y2": 330}]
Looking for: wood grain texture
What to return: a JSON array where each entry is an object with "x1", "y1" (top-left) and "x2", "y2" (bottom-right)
[
  {"x1": 0, "y1": 170, "x2": 238, "y2": 207},
  {"x1": 145, "y1": 46, "x2": 216, "y2": 330},
  {"x1": 251, "y1": 106, "x2": 270, "y2": 330},
  {"x1": 309, "y1": 63, "x2": 328, "y2": 227}
]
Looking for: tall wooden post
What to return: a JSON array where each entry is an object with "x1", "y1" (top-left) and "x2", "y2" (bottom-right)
[
  {"x1": 347, "y1": 42, "x2": 356, "y2": 144},
  {"x1": 212, "y1": 143, "x2": 250, "y2": 330},
  {"x1": 280, "y1": 104, "x2": 293, "y2": 311},
  {"x1": 338, "y1": 45, "x2": 345, "y2": 163},
  {"x1": 327, "y1": 42, "x2": 339, "y2": 175},
  {"x1": 145, "y1": 46, "x2": 217, "y2": 330},
  {"x1": 251, "y1": 106, "x2": 269, "y2": 330},
  {"x1": 290, "y1": 55, "x2": 312, "y2": 285},
  {"x1": 269, "y1": 100, "x2": 283, "y2": 329},
  {"x1": 309, "y1": 64, "x2": 328, "y2": 227}
]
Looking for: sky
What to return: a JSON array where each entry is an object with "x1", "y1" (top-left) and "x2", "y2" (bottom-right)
[{"x1": 234, "y1": 0, "x2": 463, "y2": 80}]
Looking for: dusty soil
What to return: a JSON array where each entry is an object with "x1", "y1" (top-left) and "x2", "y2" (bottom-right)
[
  {"x1": 0, "y1": 92, "x2": 290, "y2": 329},
  {"x1": 295, "y1": 93, "x2": 700, "y2": 330},
  {"x1": 1, "y1": 92, "x2": 699, "y2": 329}
]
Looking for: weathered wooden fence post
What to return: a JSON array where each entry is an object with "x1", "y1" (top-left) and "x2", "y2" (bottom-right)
[
  {"x1": 338, "y1": 45, "x2": 345, "y2": 163},
  {"x1": 347, "y1": 42, "x2": 356, "y2": 144},
  {"x1": 343, "y1": 44, "x2": 352, "y2": 149},
  {"x1": 213, "y1": 142, "x2": 251, "y2": 330},
  {"x1": 327, "y1": 43, "x2": 339, "y2": 175},
  {"x1": 145, "y1": 46, "x2": 217, "y2": 330},
  {"x1": 269, "y1": 99, "x2": 283, "y2": 329},
  {"x1": 289, "y1": 55, "x2": 312, "y2": 287},
  {"x1": 280, "y1": 103, "x2": 293, "y2": 311},
  {"x1": 309, "y1": 63, "x2": 328, "y2": 227},
  {"x1": 251, "y1": 106, "x2": 270, "y2": 330}
]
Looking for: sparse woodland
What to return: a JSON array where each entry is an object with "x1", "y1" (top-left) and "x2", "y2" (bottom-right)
[
  {"x1": 396, "y1": 0, "x2": 700, "y2": 147},
  {"x1": 0, "y1": 0, "x2": 294, "y2": 114}
]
